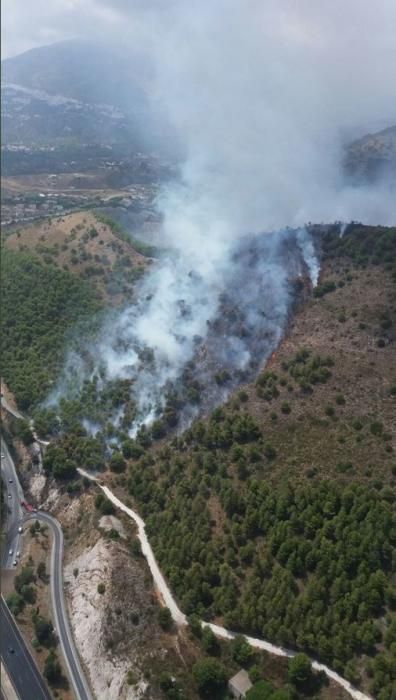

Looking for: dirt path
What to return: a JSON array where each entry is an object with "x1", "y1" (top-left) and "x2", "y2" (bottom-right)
[{"x1": 77, "y1": 468, "x2": 373, "y2": 700}]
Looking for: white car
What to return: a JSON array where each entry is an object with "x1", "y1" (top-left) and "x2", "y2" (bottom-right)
[
  {"x1": 16, "y1": 551, "x2": 20, "y2": 558},
  {"x1": 13, "y1": 560, "x2": 17, "y2": 567},
  {"x1": 18, "y1": 527, "x2": 23, "y2": 534},
  {"x1": 8, "y1": 494, "x2": 12, "y2": 499},
  {"x1": 9, "y1": 479, "x2": 13, "y2": 483},
  {"x1": 8, "y1": 549, "x2": 13, "y2": 556}
]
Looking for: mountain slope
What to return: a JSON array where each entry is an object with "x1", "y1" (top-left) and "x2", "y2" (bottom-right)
[
  {"x1": 118, "y1": 226, "x2": 395, "y2": 699},
  {"x1": 344, "y1": 125, "x2": 396, "y2": 183},
  {"x1": 1, "y1": 40, "x2": 148, "y2": 111},
  {"x1": 1, "y1": 40, "x2": 178, "y2": 154}
]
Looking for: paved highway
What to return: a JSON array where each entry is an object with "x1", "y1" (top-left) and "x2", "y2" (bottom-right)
[
  {"x1": 1, "y1": 596, "x2": 52, "y2": 700},
  {"x1": 2, "y1": 401, "x2": 371, "y2": 700},
  {"x1": 1, "y1": 435, "x2": 92, "y2": 700},
  {"x1": 1, "y1": 437, "x2": 24, "y2": 570},
  {"x1": 26, "y1": 511, "x2": 92, "y2": 700}
]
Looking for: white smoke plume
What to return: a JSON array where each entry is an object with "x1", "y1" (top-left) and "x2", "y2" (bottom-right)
[
  {"x1": 49, "y1": 1, "x2": 395, "y2": 433},
  {"x1": 296, "y1": 229, "x2": 320, "y2": 287}
]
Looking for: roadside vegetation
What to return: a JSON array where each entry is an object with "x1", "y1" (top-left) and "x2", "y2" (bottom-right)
[{"x1": 6, "y1": 527, "x2": 68, "y2": 693}]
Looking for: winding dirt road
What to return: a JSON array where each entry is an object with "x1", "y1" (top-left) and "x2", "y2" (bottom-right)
[
  {"x1": 77, "y1": 468, "x2": 373, "y2": 700},
  {"x1": 0, "y1": 398, "x2": 374, "y2": 699}
]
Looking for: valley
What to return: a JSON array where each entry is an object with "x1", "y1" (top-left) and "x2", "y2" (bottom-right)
[{"x1": 1, "y1": 14, "x2": 396, "y2": 700}]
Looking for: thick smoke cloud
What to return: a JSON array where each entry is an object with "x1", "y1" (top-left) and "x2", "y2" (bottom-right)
[{"x1": 47, "y1": 1, "x2": 395, "y2": 433}]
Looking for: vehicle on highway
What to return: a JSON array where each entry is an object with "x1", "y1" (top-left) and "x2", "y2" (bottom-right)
[
  {"x1": 13, "y1": 560, "x2": 17, "y2": 566},
  {"x1": 9, "y1": 478, "x2": 13, "y2": 483},
  {"x1": 8, "y1": 493, "x2": 12, "y2": 498},
  {"x1": 16, "y1": 551, "x2": 20, "y2": 557},
  {"x1": 18, "y1": 526, "x2": 23, "y2": 533},
  {"x1": 21, "y1": 500, "x2": 34, "y2": 512},
  {"x1": 8, "y1": 549, "x2": 13, "y2": 556},
  {"x1": 8, "y1": 647, "x2": 15, "y2": 654}
]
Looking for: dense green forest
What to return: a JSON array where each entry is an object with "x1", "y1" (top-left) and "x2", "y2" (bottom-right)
[
  {"x1": 1, "y1": 248, "x2": 99, "y2": 409},
  {"x1": 124, "y1": 408, "x2": 395, "y2": 698},
  {"x1": 321, "y1": 224, "x2": 396, "y2": 268}
]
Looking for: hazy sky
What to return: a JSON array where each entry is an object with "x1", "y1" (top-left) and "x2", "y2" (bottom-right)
[
  {"x1": 3, "y1": 0, "x2": 396, "y2": 69},
  {"x1": 2, "y1": 0, "x2": 161, "y2": 57}
]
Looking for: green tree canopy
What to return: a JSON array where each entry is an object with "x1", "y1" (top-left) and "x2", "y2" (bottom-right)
[
  {"x1": 287, "y1": 653, "x2": 312, "y2": 687},
  {"x1": 192, "y1": 658, "x2": 227, "y2": 696}
]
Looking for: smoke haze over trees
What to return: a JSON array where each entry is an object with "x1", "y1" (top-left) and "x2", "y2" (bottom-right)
[{"x1": 6, "y1": 2, "x2": 395, "y2": 433}]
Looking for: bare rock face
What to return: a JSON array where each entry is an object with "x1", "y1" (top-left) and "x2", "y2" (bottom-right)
[
  {"x1": 99, "y1": 515, "x2": 127, "y2": 539},
  {"x1": 64, "y1": 537, "x2": 158, "y2": 700}
]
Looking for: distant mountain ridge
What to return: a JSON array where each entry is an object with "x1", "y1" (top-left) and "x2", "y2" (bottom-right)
[
  {"x1": 1, "y1": 40, "x2": 178, "y2": 155},
  {"x1": 1, "y1": 40, "x2": 149, "y2": 111},
  {"x1": 344, "y1": 125, "x2": 396, "y2": 182},
  {"x1": 2, "y1": 40, "x2": 395, "y2": 178},
  {"x1": 1, "y1": 83, "x2": 139, "y2": 148}
]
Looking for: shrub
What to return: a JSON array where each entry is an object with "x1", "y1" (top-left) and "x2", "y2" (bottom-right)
[
  {"x1": 352, "y1": 419, "x2": 363, "y2": 431},
  {"x1": 15, "y1": 566, "x2": 36, "y2": 594},
  {"x1": 130, "y1": 612, "x2": 139, "y2": 625},
  {"x1": 122, "y1": 440, "x2": 144, "y2": 459},
  {"x1": 201, "y1": 626, "x2": 218, "y2": 654},
  {"x1": 30, "y1": 520, "x2": 40, "y2": 536},
  {"x1": 158, "y1": 606, "x2": 172, "y2": 630},
  {"x1": 15, "y1": 420, "x2": 34, "y2": 446},
  {"x1": 336, "y1": 461, "x2": 353, "y2": 473},
  {"x1": 370, "y1": 421, "x2": 383, "y2": 436},
  {"x1": 33, "y1": 615, "x2": 54, "y2": 647},
  {"x1": 232, "y1": 634, "x2": 253, "y2": 665},
  {"x1": 159, "y1": 672, "x2": 173, "y2": 691},
  {"x1": 288, "y1": 653, "x2": 312, "y2": 687},
  {"x1": 248, "y1": 666, "x2": 262, "y2": 684},
  {"x1": 188, "y1": 614, "x2": 202, "y2": 638},
  {"x1": 130, "y1": 538, "x2": 142, "y2": 557},
  {"x1": 21, "y1": 585, "x2": 36, "y2": 604},
  {"x1": 313, "y1": 281, "x2": 336, "y2": 298},
  {"x1": 335, "y1": 393, "x2": 345, "y2": 405},
  {"x1": 97, "y1": 583, "x2": 105, "y2": 595},
  {"x1": 264, "y1": 443, "x2": 276, "y2": 460},
  {"x1": 281, "y1": 401, "x2": 291, "y2": 415},
  {"x1": 43, "y1": 650, "x2": 62, "y2": 685},
  {"x1": 192, "y1": 658, "x2": 227, "y2": 696},
  {"x1": 95, "y1": 493, "x2": 115, "y2": 515},
  {"x1": 43, "y1": 445, "x2": 76, "y2": 480},
  {"x1": 109, "y1": 451, "x2": 126, "y2": 473},
  {"x1": 6, "y1": 592, "x2": 25, "y2": 616},
  {"x1": 246, "y1": 680, "x2": 274, "y2": 699},
  {"x1": 324, "y1": 404, "x2": 335, "y2": 417}
]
